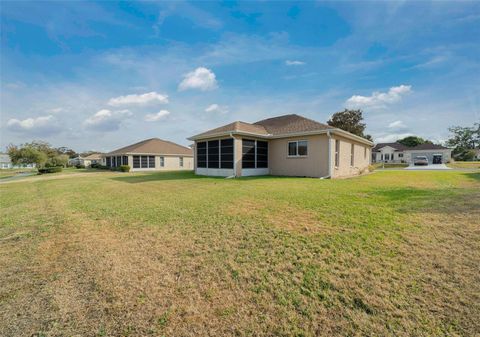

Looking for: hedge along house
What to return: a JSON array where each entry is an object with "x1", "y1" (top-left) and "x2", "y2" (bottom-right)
[
  {"x1": 188, "y1": 114, "x2": 373, "y2": 178},
  {"x1": 102, "y1": 138, "x2": 193, "y2": 171}
]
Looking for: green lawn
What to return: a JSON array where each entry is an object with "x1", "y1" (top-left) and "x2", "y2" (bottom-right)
[
  {"x1": 1, "y1": 170, "x2": 479, "y2": 336},
  {"x1": 447, "y1": 161, "x2": 480, "y2": 169}
]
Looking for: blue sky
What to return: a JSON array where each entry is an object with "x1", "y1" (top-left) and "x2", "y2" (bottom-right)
[{"x1": 1, "y1": 1, "x2": 479, "y2": 152}]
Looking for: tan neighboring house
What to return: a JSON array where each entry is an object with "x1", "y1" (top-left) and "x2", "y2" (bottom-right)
[
  {"x1": 372, "y1": 142, "x2": 452, "y2": 164},
  {"x1": 188, "y1": 114, "x2": 373, "y2": 178},
  {"x1": 69, "y1": 153, "x2": 103, "y2": 167},
  {"x1": 102, "y1": 138, "x2": 193, "y2": 172}
]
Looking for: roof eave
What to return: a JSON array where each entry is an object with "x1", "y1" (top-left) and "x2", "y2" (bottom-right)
[
  {"x1": 188, "y1": 130, "x2": 271, "y2": 141},
  {"x1": 189, "y1": 128, "x2": 373, "y2": 146}
]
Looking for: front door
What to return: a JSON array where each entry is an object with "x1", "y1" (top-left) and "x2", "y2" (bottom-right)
[{"x1": 433, "y1": 154, "x2": 442, "y2": 164}]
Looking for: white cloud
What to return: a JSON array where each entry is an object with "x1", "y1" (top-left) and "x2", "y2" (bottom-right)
[
  {"x1": 285, "y1": 60, "x2": 306, "y2": 66},
  {"x1": 108, "y1": 92, "x2": 169, "y2": 106},
  {"x1": 205, "y1": 104, "x2": 228, "y2": 114},
  {"x1": 388, "y1": 120, "x2": 407, "y2": 129},
  {"x1": 83, "y1": 109, "x2": 131, "y2": 131},
  {"x1": 6, "y1": 115, "x2": 61, "y2": 135},
  {"x1": 178, "y1": 67, "x2": 217, "y2": 91},
  {"x1": 49, "y1": 107, "x2": 64, "y2": 114},
  {"x1": 374, "y1": 132, "x2": 413, "y2": 143},
  {"x1": 411, "y1": 55, "x2": 448, "y2": 69},
  {"x1": 144, "y1": 110, "x2": 170, "y2": 122},
  {"x1": 5, "y1": 81, "x2": 26, "y2": 90},
  {"x1": 346, "y1": 85, "x2": 412, "y2": 109}
]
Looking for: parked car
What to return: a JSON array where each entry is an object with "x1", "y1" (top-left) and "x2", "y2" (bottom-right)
[{"x1": 413, "y1": 156, "x2": 429, "y2": 166}]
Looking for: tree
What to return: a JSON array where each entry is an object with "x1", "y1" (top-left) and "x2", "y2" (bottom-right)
[
  {"x1": 48, "y1": 154, "x2": 69, "y2": 167},
  {"x1": 57, "y1": 146, "x2": 77, "y2": 158},
  {"x1": 7, "y1": 144, "x2": 48, "y2": 168},
  {"x1": 6, "y1": 141, "x2": 72, "y2": 168},
  {"x1": 446, "y1": 123, "x2": 480, "y2": 161},
  {"x1": 397, "y1": 136, "x2": 432, "y2": 147},
  {"x1": 327, "y1": 109, "x2": 371, "y2": 140}
]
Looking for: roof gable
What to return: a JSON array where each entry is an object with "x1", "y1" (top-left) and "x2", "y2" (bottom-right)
[
  {"x1": 108, "y1": 138, "x2": 193, "y2": 156},
  {"x1": 192, "y1": 121, "x2": 268, "y2": 139},
  {"x1": 372, "y1": 142, "x2": 409, "y2": 152},
  {"x1": 253, "y1": 114, "x2": 330, "y2": 135}
]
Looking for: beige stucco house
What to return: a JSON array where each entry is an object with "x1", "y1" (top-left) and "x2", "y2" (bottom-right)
[
  {"x1": 69, "y1": 153, "x2": 103, "y2": 167},
  {"x1": 188, "y1": 114, "x2": 373, "y2": 178},
  {"x1": 102, "y1": 138, "x2": 193, "y2": 172},
  {"x1": 372, "y1": 142, "x2": 452, "y2": 164}
]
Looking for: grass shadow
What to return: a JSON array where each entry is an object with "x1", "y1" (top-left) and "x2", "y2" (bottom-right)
[
  {"x1": 372, "y1": 187, "x2": 479, "y2": 214},
  {"x1": 463, "y1": 172, "x2": 480, "y2": 182}
]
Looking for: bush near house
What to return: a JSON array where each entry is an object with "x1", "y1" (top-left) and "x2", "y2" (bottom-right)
[
  {"x1": 37, "y1": 166, "x2": 63, "y2": 174},
  {"x1": 119, "y1": 165, "x2": 130, "y2": 172}
]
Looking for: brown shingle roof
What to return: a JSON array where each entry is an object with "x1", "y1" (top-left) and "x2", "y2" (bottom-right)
[
  {"x1": 372, "y1": 142, "x2": 409, "y2": 152},
  {"x1": 192, "y1": 121, "x2": 269, "y2": 139},
  {"x1": 107, "y1": 138, "x2": 193, "y2": 156},
  {"x1": 83, "y1": 153, "x2": 103, "y2": 160},
  {"x1": 191, "y1": 114, "x2": 331, "y2": 139},
  {"x1": 254, "y1": 114, "x2": 331, "y2": 135}
]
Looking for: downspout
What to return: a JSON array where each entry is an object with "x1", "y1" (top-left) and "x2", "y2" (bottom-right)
[{"x1": 320, "y1": 130, "x2": 332, "y2": 179}]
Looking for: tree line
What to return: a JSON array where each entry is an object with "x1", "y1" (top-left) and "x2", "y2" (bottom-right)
[{"x1": 7, "y1": 141, "x2": 94, "y2": 169}]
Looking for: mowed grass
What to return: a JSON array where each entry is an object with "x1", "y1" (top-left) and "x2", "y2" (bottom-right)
[
  {"x1": 447, "y1": 161, "x2": 480, "y2": 169},
  {"x1": 1, "y1": 171, "x2": 479, "y2": 337}
]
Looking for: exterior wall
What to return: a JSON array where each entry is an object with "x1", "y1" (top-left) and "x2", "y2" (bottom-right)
[
  {"x1": 103, "y1": 154, "x2": 192, "y2": 171},
  {"x1": 404, "y1": 149, "x2": 452, "y2": 164},
  {"x1": 242, "y1": 168, "x2": 269, "y2": 176},
  {"x1": 234, "y1": 135, "x2": 242, "y2": 177},
  {"x1": 269, "y1": 134, "x2": 329, "y2": 178},
  {"x1": 196, "y1": 168, "x2": 234, "y2": 176},
  {"x1": 331, "y1": 135, "x2": 371, "y2": 178},
  {"x1": 372, "y1": 147, "x2": 405, "y2": 163}
]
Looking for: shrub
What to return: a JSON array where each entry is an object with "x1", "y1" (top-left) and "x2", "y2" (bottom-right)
[
  {"x1": 368, "y1": 164, "x2": 377, "y2": 172},
  {"x1": 38, "y1": 166, "x2": 63, "y2": 174},
  {"x1": 91, "y1": 163, "x2": 108, "y2": 169},
  {"x1": 119, "y1": 165, "x2": 130, "y2": 172},
  {"x1": 75, "y1": 164, "x2": 86, "y2": 169}
]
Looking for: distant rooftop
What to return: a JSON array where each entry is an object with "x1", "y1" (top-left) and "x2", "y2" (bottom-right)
[{"x1": 107, "y1": 138, "x2": 193, "y2": 156}]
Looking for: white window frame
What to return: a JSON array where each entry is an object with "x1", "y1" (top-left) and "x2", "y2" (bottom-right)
[
  {"x1": 160, "y1": 156, "x2": 165, "y2": 167},
  {"x1": 287, "y1": 140, "x2": 308, "y2": 157},
  {"x1": 179, "y1": 157, "x2": 184, "y2": 167}
]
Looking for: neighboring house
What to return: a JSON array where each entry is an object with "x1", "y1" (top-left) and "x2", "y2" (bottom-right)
[
  {"x1": 475, "y1": 149, "x2": 480, "y2": 160},
  {"x1": 372, "y1": 142, "x2": 452, "y2": 164},
  {"x1": 188, "y1": 114, "x2": 373, "y2": 178},
  {"x1": 69, "y1": 153, "x2": 103, "y2": 167},
  {"x1": 102, "y1": 138, "x2": 193, "y2": 171},
  {"x1": 0, "y1": 153, "x2": 13, "y2": 169},
  {"x1": 371, "y1": 143, "x2": 409, "y2": 163},
  {"x1": 0, "y1": 153, "x2": 36, "y2": 169}
]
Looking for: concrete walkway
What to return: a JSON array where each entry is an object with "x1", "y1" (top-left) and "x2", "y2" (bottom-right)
[{"x1": 404, "y1": 164, "x2": 451, "y2": 170}]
